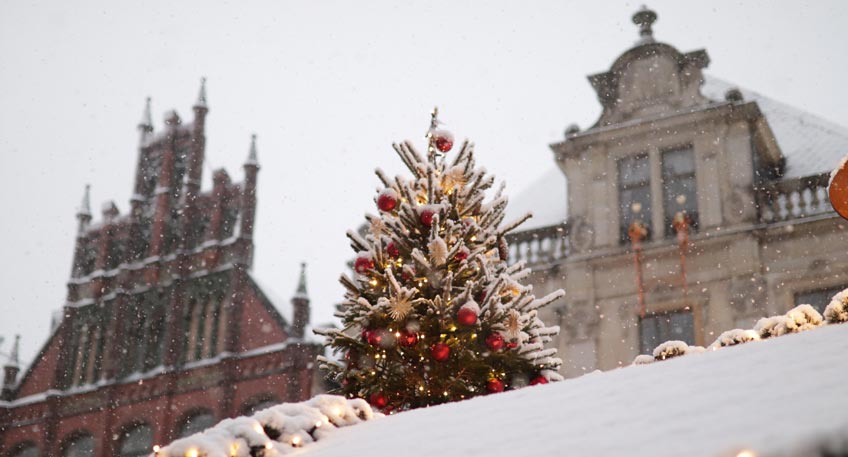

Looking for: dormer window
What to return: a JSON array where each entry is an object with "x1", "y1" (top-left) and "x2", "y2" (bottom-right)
[
  {"x1": 618, "y1": 154, "x2": 653, "y2": 243},
  {"x1": 662, "y1": 146, "x2": 698, "y2": 234}
]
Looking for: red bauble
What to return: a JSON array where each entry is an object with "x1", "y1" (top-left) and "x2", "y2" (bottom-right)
[
  {"x1": 457, "y1": 307, "x2": 478, "y2": 326},
  {"x1": 454, "y1": 247, "x2": 470, "y2": 262},
  {"x1": 363, "y1": 329, "x2": 382, "y2": 346},
  {"x1": 420, "y1": 209, "x2": 435, "y2": 227},
  {"x1": 433, "y1": 130, "x2": 454, "y2": 153},
  {"x1": 386, "y1": 242, "x2": 400, "y2": 259},
  {"x1": 398, "y1": 329, "x2": 418, "y2": 347},
  {"x1": 530, "y1": 375, "x2": 549, "y2": 386},
  {"x1": 506, "y1": 341, "x2": 518, "y2": 350},
  {"x1": 401, "y1": 267, "x2": 415, "y2": 282},
  {"x1": 430, "y1": 342, "x2": 450, "y2": 362},
  {"x1": 485, "y1": 333, "x2": 505, "y2": 351},
  {"x1": 486, "y1": 378, "x2": 505, "y2": 393},
  {"x1": 369, "y1": 393, "x2": 388, "y2": 408},
  {"x1": 354, "y1": 255, "x2": 375, "y2": 274},
  {"x1": 377, "y1": 192, "x2": 397, "y2": 212}
]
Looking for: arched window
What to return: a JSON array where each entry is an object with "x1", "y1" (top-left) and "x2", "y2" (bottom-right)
[
  {"x1": 118, "y1": 423, "x2": 153, "y2": 457},
  {"x1": 61, "y1": 432, "x2": 94, "y2": 457},
  {"x1": 9, "y1": 442, "x2": 40, "y2": 457},
  {"x1": 240, "y1": 394, "x2": 280, "y2": 415},
  {"x1": 177, "y1": 410, "x2": 216, "y2": 438}
]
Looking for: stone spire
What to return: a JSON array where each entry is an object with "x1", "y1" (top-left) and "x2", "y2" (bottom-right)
[
  {"x1": 195, "y1": 77, "x2": 208, "y2": 109},
  {"x1": 633, "y1": 5, "x2": 657, "y2": 45},
  {"x1": 138, "y1": 97, "x2": 153, "y2": 131},
  {"x1": 76, "y1": 184, "x2": 92, "y2": 233},
  {"x1": 290, "y1": 262, "x2": 310, "y2": 339},
  {"x1": 6, "y1": 335, "x2": 19, "y2": 368},
  {"x1": 2, "y1": 335, "x2": 21, "y2": 400},
  {"x1": 245, "y1": 133, "x2": 259, "y2": 167},
  {"x1": 295, "y1": 262, "x2": 308, "y2": 299}
]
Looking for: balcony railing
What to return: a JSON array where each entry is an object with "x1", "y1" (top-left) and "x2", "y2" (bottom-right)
[
  {"x1": 756, "y1": 173, "x2": 832, "y2": 223},
  {"x1": 506, "y1": 222, "x2": 570, "y2": 266},
  {"x1": 505, "y1": 173, "x2": 836, "y2": 267}
]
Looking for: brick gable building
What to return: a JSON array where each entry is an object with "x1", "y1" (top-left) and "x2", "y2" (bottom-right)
[{"x1": 0, "y1": 82, "x2": 320, "y2": 457}]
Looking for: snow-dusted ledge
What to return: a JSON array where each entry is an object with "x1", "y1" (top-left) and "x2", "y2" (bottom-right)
[{"x1": 155, "y1": 396, "x2": 381, "y2": 457}]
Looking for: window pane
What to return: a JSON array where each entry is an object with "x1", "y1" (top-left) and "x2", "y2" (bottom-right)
[
  {"x1": 62, "y1": 434, "x2": 94, "y2": 457},
  {"x1": 795, "y1": 286, "x2": 847, "y2": 314},
  {"x1": 178, "y1": 412, "x2": 216, "y2": 438},
  {"x1": 620, "y1": 186, "x2": 652, "y2": 242},
  {"x1": 11, "y1": 444, "x2": 40, "y2": 457},
  {"x1": 619, "y1": 154, "x2": 650, "y2": 187},
  {"x1": 119, "y1": 424, "x2": 153, "y2": 457},
  {"x1": 662, "y1": 148, "x2": 698, "y2": 234},
  {"x1": 662, "y1": 148, "x2": 695, "y2": 176},
  {"x1": 639, "y1": 310, "x2": 694, "y2": 354}
]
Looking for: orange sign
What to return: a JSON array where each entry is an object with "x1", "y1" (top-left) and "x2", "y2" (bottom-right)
[{"x1": 830, "y1": 158, "x2": 848, "y2": 220}]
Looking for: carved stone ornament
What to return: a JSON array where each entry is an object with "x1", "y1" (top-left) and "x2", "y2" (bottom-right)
[{"x1": 569, "y1": 217, "x2": 595, "y2": 253}]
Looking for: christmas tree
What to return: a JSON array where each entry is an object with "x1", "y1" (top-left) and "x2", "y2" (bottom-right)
[{"x1": 316, "y1": 108, "x2": 564, "y2": 412}]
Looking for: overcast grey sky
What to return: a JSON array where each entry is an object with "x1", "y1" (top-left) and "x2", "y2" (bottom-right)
[{"x1": 1, "y1": 0, "x2": 847, "y2": 365}]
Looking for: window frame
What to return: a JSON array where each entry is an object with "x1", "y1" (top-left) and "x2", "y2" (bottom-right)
[
  {"x1": 617, "y1": 153, "x2": 653, "y2": 243},
  {"x1": 661, "y1": 145, "x2": 699, "y2": 236},
  {"x1": 638, "y1": 309, "x2": 696, "y2": 355}
]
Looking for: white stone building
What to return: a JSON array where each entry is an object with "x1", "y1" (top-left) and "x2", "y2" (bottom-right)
[{"x1": 505, "y1": 7, "x2": 848, "y2": 378}]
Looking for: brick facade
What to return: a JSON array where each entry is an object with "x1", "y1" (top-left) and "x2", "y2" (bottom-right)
[{"x1": 0, "y1": 82, "x2": 319, "y2": 457}]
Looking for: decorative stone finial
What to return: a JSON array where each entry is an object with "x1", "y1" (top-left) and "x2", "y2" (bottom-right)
[
  {"x1": 725, "y1": 88, "x2": 744, "y2": 102},
  {"x1": 164, "y1": 110, "x2": 181, "y2": 128},
  {"x1": 633, "y1": 6, "x2": 657, "y2": 44},
  {"x1": 195, "y1": 77, "x2": 208, "y2": 109}
]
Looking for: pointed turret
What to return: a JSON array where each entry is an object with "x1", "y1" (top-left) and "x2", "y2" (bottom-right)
[
  {"x1": 290, "y1": 263, "x2": 310, "y2": 339},
  {"x1": 239, "y1": 134, "x2": 260, "y2": 264},
  {"x1": 245, "y1": 133, "x2": 259, "y2": 167},
  {"x1": 137, "y1": 97, "x2": 154, "y2": 147},
  {"x1": 76, "y1": 184, "x2": 92, "y2": 234},
  {"x1": 2, "y1": 335, "x2": 21, "y2": 400},
  {"x1": 138, "y1": 97, "x2": 153, "y2": 131},
  {"x1": 194, "y1": 77, "x2": 208, "y2": 110},
  {"x1": 182, "y1": 78, "x2": 209, "y2": 249}
]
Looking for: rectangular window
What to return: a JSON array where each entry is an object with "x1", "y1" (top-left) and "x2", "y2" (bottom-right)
[
  {"x1": 662, "y1": 147, "x2": 698, "y2": 234},
  {"x1": 795, "y1": 285, "x2": 846, "y2": 314},
  {"x1": 639, "y1": 310, "x2": 695, "y2": 354},
  {"x1": 618, "y1": 154, "x2": 652, "y2": 243}
]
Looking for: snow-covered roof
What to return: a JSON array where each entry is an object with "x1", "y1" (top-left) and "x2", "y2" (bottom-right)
[
  {"x1": 504, "y1": 168, "x2": 568, "y2": 230},
  {"x1": 304, "y1": 324, "x2": 848, "y2": 457},
  {"x1": 702, "y1": 75, "x2": 848, "y2": 180},
  {"x1": 250, "y1": 274, "x2": 293, "y2": 325},
  {"x1": 505, "y1": 75, "x2": 848, "y2": 229}
]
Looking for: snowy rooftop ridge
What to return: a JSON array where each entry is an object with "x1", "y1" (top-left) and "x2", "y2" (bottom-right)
[
  {"x1": 300, "y1": 324, "x2": 848, "y2": 457},
  {"x1": 156, "y1": 301, "x2": 848, "y2": 457},
  {"x1": 701, "y1": 75, "x2": 848, "y2": 180}
]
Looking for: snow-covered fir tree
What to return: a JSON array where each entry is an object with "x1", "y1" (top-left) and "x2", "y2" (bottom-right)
[{"x1": 316, "y1": 109, "x2": 564, "y2": 412}]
